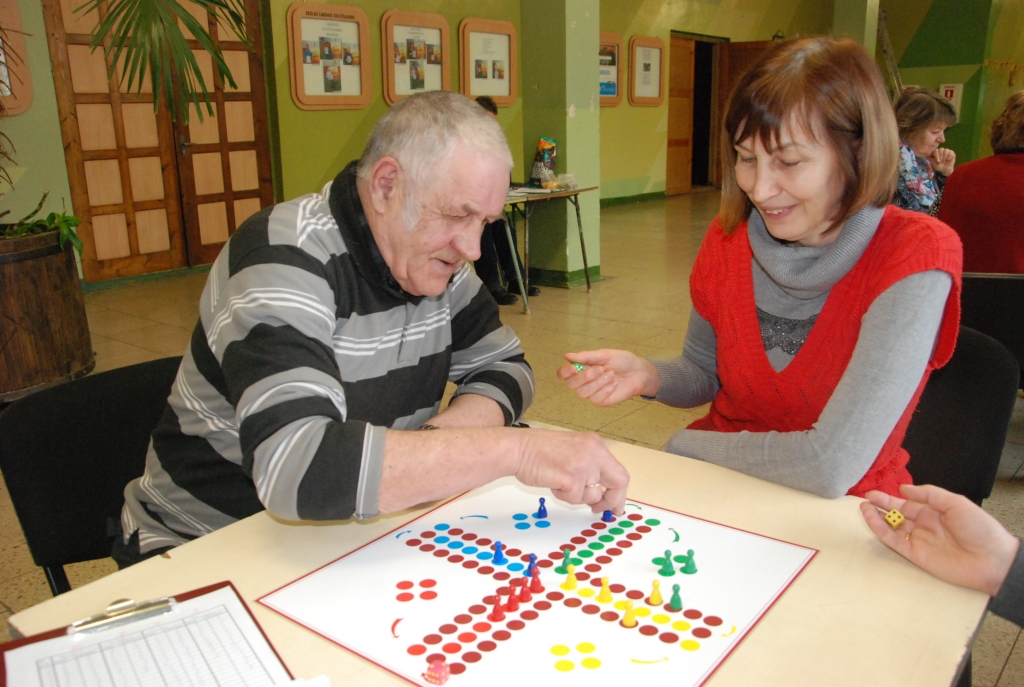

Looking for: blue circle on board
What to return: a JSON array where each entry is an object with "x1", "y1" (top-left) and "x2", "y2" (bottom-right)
[
  {"x1": 462, "y1": 546, "x2": 478, "y2": 554},
  {"x1": 507, "y1": 563, "x2": 525, "y2": 572},
  {"x1": 447, "y1": 541, "x2": 464, "y2": 549},
  {"x1": 434, "y1": 536, "x2": 450, "y2": 544},
  {"x1": 477, "y1": 551, "x2": 493, "y2": 560},
  {"x1": 434, "y1": 524, "x2": 450, "y2": 531},
  {"x1": 512, "y1": 513, "x2": 529, "y2": 521},
  {"x1": 515, "y1": 522, "x2": 531, "y2": 530},
  {"x1": 535, "y1": 521, "x2": 551, "y2": 528}
]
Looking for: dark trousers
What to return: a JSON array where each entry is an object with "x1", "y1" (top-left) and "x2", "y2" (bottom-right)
[{"x1": 475, "y1": 218, "x2": 524, "y2": 292}]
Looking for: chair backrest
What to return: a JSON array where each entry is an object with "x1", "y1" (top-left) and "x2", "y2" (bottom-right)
[
  {"x1": 960, "y1": 273, "x2": 1024, "y2": 385},
  {"x1": 0, "y1": 356, "x2": 181, "y2": 568},
  {"x1": 903, "y1": 327, "x2": 1019, "y2": 505}
]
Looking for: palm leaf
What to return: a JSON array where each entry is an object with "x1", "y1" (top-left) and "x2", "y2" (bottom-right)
[{"x1": 75, "y1": 0, "x2": 250, "y2": 123}]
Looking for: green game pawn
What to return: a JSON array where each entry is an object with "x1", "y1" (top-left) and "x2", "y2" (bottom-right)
[
  {"x1": 669, "y1": 584, "x2": 683, "y2": 611},
  {"x1": 556, "y1": 547, "x2": 572, "y2": 574},
  {"x1": 658, "y1": 549, "x2": 676, "y2": 577},
  {"x1": 681, "y1": 549, "x2": 697, "y2": 574}
]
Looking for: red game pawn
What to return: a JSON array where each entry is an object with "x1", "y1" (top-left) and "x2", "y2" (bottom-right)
[
  {"x1": 488, "y1": 592, "x2": 506, "y2": 622},
  {"x1": 518, "y1": 577, "x2": 532, "y2": 602},
  {"x1": 529, "y1": 568, "x2": 545, "y2": 593},
  {"x1": 505, "y1": 589, "x2": 520, "y2": 612}
]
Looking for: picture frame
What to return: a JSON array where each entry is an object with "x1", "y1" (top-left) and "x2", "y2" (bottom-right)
[
  {"x1": 458, "y1": 18, "x2": 517, "y2": 108},
  {"x1": 628, "y1": 34, "x2": 665, "y2": 107},
  {"x1": 380, "y1": 10, "x2": 451, "y2": 106},
  {"x1": 599, "y1": 32, "x2": 623, "y2": 107},
  {"x1": 287, "y1": 2, "x2": 371, "y2": 110},
  {"x1": 0, "y1": 0, "x2": 32, "y2": 115}
]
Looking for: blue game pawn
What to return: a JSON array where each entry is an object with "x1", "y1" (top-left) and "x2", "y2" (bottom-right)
[
  {"x1": 602, "y1": 509, "x2": 614, "y2": 523},
  {"x1": 492, "y1": 541, "x2": 507, "y2": 565},
  {"x1": 536, "y1": 497, "x2": 548, "y2": 519},
  {"x1": 525, "y1": 553, "x2": 538, "y2": 577}
]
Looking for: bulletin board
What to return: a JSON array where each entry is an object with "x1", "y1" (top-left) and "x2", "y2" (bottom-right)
[
  {"x1": 599, "y1": 32, "x2": 623, "y2": 107},
  {"x1": 628, "y1": 35, "x2": 665, "y2": 108},
  {"x1": 381, "y1": 10, "x2": 451, "y2": 105},
  {"x1": 287, "y1": 2, "x2": 371, "y2": 110},
  {"x1": 459, "y1": 18, "x2": 518, "y2": 108}
]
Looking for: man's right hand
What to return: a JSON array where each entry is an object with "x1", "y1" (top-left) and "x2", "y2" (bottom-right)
[{"x1": 514, "y1": 429, "x2": 630, "y2": 515}]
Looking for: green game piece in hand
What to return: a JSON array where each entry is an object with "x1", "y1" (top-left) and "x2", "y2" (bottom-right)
[
  {"x1": 669, "y1": 583, "x2": 683, "y2": 611},
  {"x1": 573, "y1": 362, "x2": 585, "y2": 373},
  {"x1": 658, "y1": 549, "x2": 676, "y2": 577}
]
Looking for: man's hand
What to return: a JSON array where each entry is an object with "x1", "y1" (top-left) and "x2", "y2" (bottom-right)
[
  {"x1": 929, "y1": 147, "x2": 956, "y2": 177},
  {"x1": 557, "y1": 349, "x2": 660, "y2": 407},
  {"x1": 860, "y1": 484, "x2": 1019, "y2": 596}
]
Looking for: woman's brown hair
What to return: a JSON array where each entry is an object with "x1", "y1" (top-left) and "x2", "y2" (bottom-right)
[
  {"x1": 720, "y1": 37, "x2": 899, "y2": 232},
  {"x1": 991, "y1": 91, "x2": 1024, "y2": 154},
  {"x1": 894, "y1": 88, "x2": 957, "y2": 142}
]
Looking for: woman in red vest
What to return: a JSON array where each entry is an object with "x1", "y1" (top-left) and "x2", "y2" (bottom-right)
[{"x1": 558, "y1": 38, "x2": 962, "y2": 499}]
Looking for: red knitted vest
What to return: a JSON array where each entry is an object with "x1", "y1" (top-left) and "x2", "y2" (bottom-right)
[{"x1": 688, "y1": 206, "x2": 963, "y2": 498}]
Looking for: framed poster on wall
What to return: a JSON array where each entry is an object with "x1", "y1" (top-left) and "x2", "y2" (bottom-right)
[
  {"x1": 458, "y1": 18, "x2": 517, "y2": 108},
  {"x1": 628, "y1": 34, "x2": 665, "y2": 107},
  {"x1": 599, "y1": 32, "x2": 623, "y2": 107},
  {"x1": 381, "y1": 10, "x2": 450, "y2": 105},
  {"x1": 287, "y1": 3, "x2": 371, "y2": 110}
]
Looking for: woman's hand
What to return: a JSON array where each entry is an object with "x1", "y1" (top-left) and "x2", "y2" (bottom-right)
[
  {"x1": 929, "y1": 147, "x2": 956, "y2": 176},
  {"x1": 556, "y1": 349, "x2": 660, "y2": 407}
]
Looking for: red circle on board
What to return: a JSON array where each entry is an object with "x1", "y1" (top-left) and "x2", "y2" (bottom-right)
[
  {"x1": 684, "y1": 609, "x2": 703, "y2": 619},
  {"x1": 420, "y1": 591, "x2": 438, "y2": 600},
  {"x1": 664, "y1": 604, "x2": 681, "y2": 613},
  {"x1": 596, "y1": 556, "x2": 612, "y2": 564},
  {"x1": 581, "y1": 605, "x2": 600, "y2": 615},
  {"x1": 507, "y1": 620, "x2": 525, "y2": 631},
  {"x1": 610, "y1": 583, "x2": 626, "y2": 594},
  {"x1": 478, "y1": 566, "x2": 495, "y2": 575},
  {"x1": 447, "y1": 555, "x2": 465, "y2": 564},
  {"x1": 407, "y1": 645, "x2": 426, "y2": 656},
  {"x1": 636, "y1": 525, "x2": 652, "y2": 533},
  {"x1": 590, "y1": 578, "x2": 603, "y2": 588},
  {"x1": 521, "y1": 610, "x2": 539, "y2": 620},
  {"x1": 493, "y1": 572, "x2": 511, "y2": 581},
  {"x1": 493, "y1": 630, "x2": 512, "y2": 641},
  {"x1": 628, "y1": 513, "x2": 643, "y2": 521},
  {"x1": 397, "y1": 580, "x2": 414, "y2": 590},
  {"x1": 424, "y1": 634, "x2": 442, "y2": 645},
  {"x1": 396, "y1": 593, "x2": 414, "y2": 602},
  {"x1": 463, "y1": 561, "x2": 479, "y2": 570},
  {"x1": 458, "y1": 632, "x2": 477, "y2": 643},
  {"x1": 584, "y1": 564, "x2": 602, "y2": 573},
  {"x1": 705, "y1": 616, "x2": 723, "y2": 626},
  {"x1": 607, "y1": 548, "x2": 622, "y2": 556},
  {"x1": 497, "y1": 586, "x2": 511, "y2": 596},
  {"x1": 420, "y1": 544, "x2": 435, "y2": 552},
  {"x1": 462, "y1": 652, "x2": 481, "y2": 663},
  {"x1": 482, "y1": 596, "x2": 496, "y2": 606},
  {"x1": 478, "y1": 641, "x2": 497, "y2": 652},
  {"x1": 626, "y1": 533, "x2": 642, "y2": 541},
  {"x1": 439, "y1": 624, "x2": 458, "y2": 634},
  {"x1": 575, "y1": 572, "x2": 591, "y2": 582},
  {"x1": 559, "y1": 544, "x2": 576, "y2": 551},
  {"x1": 626, "y1": 590, "x2": 644, "y2": 600},
  {"x1": 520, "y1": 554, "x2": 532, "y2": 562},
  {"x1": 617, "y1": 541, "x2": 633, "y2": 548},
  {"x1": 534, "y1": 600, "x2": 552, "y2": 611},
  {"x1": 506, "y1": 548, "x2": 521, "y2": 557},
  {"x1": 564, "y1": 598, "x2": 582, "y2": 608},
  {"x1": 591, "y1": 522, "x2": 607, "y2": 529},
  {"x1": 639, "y1": 625, "x2": 658, "y2": 636},
  {"x1": 693, "y1": 628, "x2": 712, "y2": 639},
  {"x1": 405, "y1": 539, "x2": 422, "y2": 547},
  {"x1": 546, "y1": 591, "x2": 564, "y2": 601},
  {"x1": 426, "y1": 653, "x2": 444, "y2": 664},
  {"x1": 450, "y1": 664, "x2": 466, "y2": 675},
  {"x1": 538, "y1": 560, "x2": 554, "y2": 568},
  {"x1": 421, "y1": 531, "x2": 435, "y2": 538},
  {"x1": 433, "y1": 550, "x2": 449, "y2": 558},
  {"x1": 461, "y1": 533, "x2": 477, "y2": 541},
  {"x1": 581, "y1": 529, "x2": 597, "y2": 537},
  {"x1": 549, "y1": 551, "x2": 564, "y2": 560},
  {"x1": 447, "y1": 528, "x2": 463, "y2": 535},
  {"x1": 659, "y1": 632, "x2": 679, "y2": 643},
  {"x1": 442, "y1": 643, "x2": 461, "y2": 654},
  {"x1": 600, "y1": 611, "x2": 619, "y2": 622},
  {"x1": 454, "y1": 614, "x2": 472, "y2": 624},
  {"x1": 468, "y1": 604, "x2": 487, "y2": 615},
  {"x1": 476, "y1": 538, "x2": 492, "y2": 547},
  {"x1": 420, "y1": 579, "x2": 436, "y2": 588},
  {"x1": 509, "y1": 579, "x2": 522, "y2": 588},
  {"x1": 571, "y1": 537, "x2": 586, "y2": 545},
  {"x1": 473, "y1": 622, "x2": 492, "y2": 632}
]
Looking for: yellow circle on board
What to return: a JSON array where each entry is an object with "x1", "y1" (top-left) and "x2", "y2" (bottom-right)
[
  {"x1": 680, "y1": 640, "x2": 701, "y2": 651},
  {"x1": 614, "y1": 600, "x2": 630, "y2": 610},
  {"x1": 652, "y1": 614, "x2": 671, "y2": 624},
  {"x1": 581, "y1": 658, "x2": 601, "y2": 669},
  {"x1": 578, "y1": 588, "x2": 595, "y2": 597},
  {"x1": 634, "y1": 607, "x2": 651, "y2": 617},
  {"x1": 555, "y1": 660, "x2": 575, "y2": 672},
  {"x1": 576, "y1": 642, "x2": 596, "y2": 654},
  {"x1": 551, "y1": 645, "x2": 570, "y2": 656},
  {"x1": 672, "y1": 620, "x2": 692, "y2": 632}
]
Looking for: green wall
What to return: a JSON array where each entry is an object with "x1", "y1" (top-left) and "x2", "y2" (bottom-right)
[
  {"x1": 0, "y1": 0, "x2": 74, "y2": 220},
  {"x1": 268, "y1": 0, "x2": 524, "y2": 200},
  {"x1": 978, "y1": 0, "x2": 1024, "y2": 158},
  {"x1": 598, "y1": 0, "x2": 835, "y2": 201}
]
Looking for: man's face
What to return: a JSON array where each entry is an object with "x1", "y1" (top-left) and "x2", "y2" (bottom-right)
[{"x1": 383, "y1": 145, "x2": 509, "y2": 297}]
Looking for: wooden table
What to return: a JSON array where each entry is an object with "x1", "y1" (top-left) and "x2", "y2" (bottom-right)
[
  {"x1": 503, "y1": 186, "x2": 599, "y2": 314},
  {"x1": 8, "y1": 439, "x2": 986, "y2": 686}
]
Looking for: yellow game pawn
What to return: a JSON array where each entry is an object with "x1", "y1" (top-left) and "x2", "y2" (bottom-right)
[
  {"x1": 648, "y1": 579, "x2": 663, "y2": 606},
  {"x1": 560, "y1": 563, "x2": 578, "y2": 591},
  {"x1": 621, "y1": 600, "x2": 637, "y2": 628},
  {"x1": 597, "y1": 576, "x2": 613, "y2": 603}
]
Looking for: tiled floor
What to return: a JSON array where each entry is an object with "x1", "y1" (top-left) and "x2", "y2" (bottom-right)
[{"x1": 2, "y1": 190, "x2": 1023, "y2": 684}]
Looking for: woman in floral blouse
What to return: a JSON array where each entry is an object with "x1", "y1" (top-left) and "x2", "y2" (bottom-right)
[{"x1": 893, "y1": 88, "x2": 958, "y2": 214}]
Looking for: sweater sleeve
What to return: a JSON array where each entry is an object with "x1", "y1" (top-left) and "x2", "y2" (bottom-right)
[
  {"x1": 990, "y1": 539, "x2": 1024, "y2": 628},
  {"x1": 647, "y1": 309, "x2": 720, "y2": 408},
  {"x1": 663, "y1": 270, "x2": 952, "y2": 498}
]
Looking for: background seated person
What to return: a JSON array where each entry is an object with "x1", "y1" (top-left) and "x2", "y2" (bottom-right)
[
  {"x1": 938, "y1": 91, "x2": 1024, "y2": 273},
  {"x1": 557, "y1": 38, "x2": 961, "y2": 499},
  {"x1": 116, "y1": 91, "x2": 627, "y2": 568},
  {"x1": 893, "y1": 88, "x2": 958, "y2": 215}
]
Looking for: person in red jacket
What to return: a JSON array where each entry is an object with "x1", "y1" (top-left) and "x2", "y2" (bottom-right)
[
  {"x1": 938, "y1": 91, "x2": 1024, "y2": 273},
  {"x1": 557, "y1": 38, "x2": 962, "y2": 499}
]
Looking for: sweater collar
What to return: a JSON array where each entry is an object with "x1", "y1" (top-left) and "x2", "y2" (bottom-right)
[
  {"x1": 747, "y1": 204, "x2": 885, "y2": 299},
  {"x1": 329, "y1": 161, "x2": 423, "y2": 304}
]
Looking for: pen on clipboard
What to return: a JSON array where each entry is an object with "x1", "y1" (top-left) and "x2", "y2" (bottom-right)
[{"x1": 68, "y1": 596, "x2": 176, "y2": 635}]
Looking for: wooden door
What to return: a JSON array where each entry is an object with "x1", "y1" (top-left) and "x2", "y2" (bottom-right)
[
  {"x1": 666, "y1": 37, "x2": 695, "y2": 196},
  {"x1": 43, "y1": 0, "x2": 187, "y2": 282},
  {"x1": 175, "y1": 0, "x2": 274, "y2": 265},
  {"x1": 714, "y1": 41, "x2": 778, "y2": 185}
]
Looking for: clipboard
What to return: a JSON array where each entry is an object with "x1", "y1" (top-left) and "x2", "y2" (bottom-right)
[{"x1": 0, "y1": 581, "x2": 294, "y2": 686}]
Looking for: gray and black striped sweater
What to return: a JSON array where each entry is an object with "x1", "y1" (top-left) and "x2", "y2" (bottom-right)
[{"x1": 121, "y1": 163, "x2": 534, "y2": 553}]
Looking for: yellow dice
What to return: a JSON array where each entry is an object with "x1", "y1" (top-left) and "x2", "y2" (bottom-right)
[{"x1": 884, "y1": 509, "x2": 905, "y2": 529}]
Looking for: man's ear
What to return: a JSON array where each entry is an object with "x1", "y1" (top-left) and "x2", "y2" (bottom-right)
[{"x1": 367, "y1": 157, "x2": 402, "y2": 215}]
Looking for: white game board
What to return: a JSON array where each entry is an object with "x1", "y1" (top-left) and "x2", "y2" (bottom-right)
[{"x1": 260, "y1": 478, "x2": 816, "y2": 686}]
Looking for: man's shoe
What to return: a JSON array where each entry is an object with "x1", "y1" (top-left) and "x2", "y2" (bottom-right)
[
  {"x1": 508, "y1": 283, "x2": 540, "y2": 297},
  {"x1": 491, "y1": 290, "x2": 519, "y2": 306}
]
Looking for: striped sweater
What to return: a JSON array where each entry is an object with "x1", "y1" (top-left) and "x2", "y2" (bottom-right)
[{"x1": 121, "y1": 163, "x2": 534, "y2": 553}]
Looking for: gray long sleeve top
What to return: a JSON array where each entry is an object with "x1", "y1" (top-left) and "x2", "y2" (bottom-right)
[{"x1": 651, "y1": 206, "x2": 952, "y2": 498}]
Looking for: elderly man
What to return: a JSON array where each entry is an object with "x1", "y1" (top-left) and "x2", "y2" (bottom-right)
[{"x1": 115, "y1": 92, "x2": 628, "y2": 567}]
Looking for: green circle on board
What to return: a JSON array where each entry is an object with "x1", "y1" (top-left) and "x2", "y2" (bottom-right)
[
  {"x1": 598, "y1": 535, "x2": 614, "y2": 542},
  {"x1": 645, "y1": 519, "x2": 661, "y2": 526},
  {"x1": 588, "y1": 542, "x2": 604, "y2": 550},
  {"x1": 608, "y1": 527, "x2": 624, "y2": 535},
  {"x1": 571, "y1": 557, "x2": 584, "y2": 566},
  {"x1": 578, "y1": 550, "x2": 594, "y2": 558},
  {"x1": 619, "y1": 520, "x2": 633, "y2": 528}
]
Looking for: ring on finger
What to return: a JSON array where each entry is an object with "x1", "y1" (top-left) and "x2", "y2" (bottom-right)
[{"x1": 585, "y1": 483, "x2": 601, "y2": 489}]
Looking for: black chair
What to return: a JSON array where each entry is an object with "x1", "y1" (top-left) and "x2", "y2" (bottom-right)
[
  {"x1": 0, "y1": 356, "x2": 181, "y2": 595},
  {"x1": 903, "y1": 327, "x2": 1019, "y2": 505},
  {"x1": 960, "y1": 272, "x2": 1024, "y2": 389}
]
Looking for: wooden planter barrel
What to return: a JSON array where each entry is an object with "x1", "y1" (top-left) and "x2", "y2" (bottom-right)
[{"x1": 0, "y1": 231, "x2": 94, "y2": 402}]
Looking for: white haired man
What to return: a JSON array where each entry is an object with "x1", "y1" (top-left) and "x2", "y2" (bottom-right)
[{"x1": 115, "y1": 92, "x2": 628, "y2": 566}]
